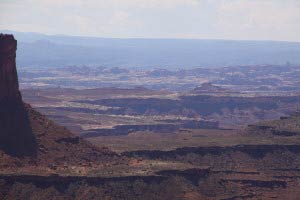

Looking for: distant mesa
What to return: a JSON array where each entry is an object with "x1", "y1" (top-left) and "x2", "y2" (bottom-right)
[
  {"x1": 147, "y1": 69, "x2": 175, "y2": 77},
  {"x1": 190, "y1": 82, "x2": 230, "y2": 94},
  {"x1": 247, "y1": 111, "x2": 300, "y2": 137}
]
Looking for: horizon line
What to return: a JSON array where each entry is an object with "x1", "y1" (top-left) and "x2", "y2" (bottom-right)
[{"x1": 1, "y1": 29, "x2": 300, "y2": 44}]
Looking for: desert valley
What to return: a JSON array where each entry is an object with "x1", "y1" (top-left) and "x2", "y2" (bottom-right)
[{"x1": 1, "y1": 32, "x2": 300, "y2": 200}]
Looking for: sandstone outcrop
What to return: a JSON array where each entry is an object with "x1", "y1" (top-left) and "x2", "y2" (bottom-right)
[
  {"x1": 0, "y1": 34, "x2": 37, "y2": 156},
  {"x1": 0, "y1": 34, "x2": 20, "y2": 100},
  {"x1": 0, "y1": 34, "x2": 122, "y2": 164}
]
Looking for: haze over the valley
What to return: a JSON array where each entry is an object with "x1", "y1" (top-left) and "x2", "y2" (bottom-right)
[
  {"x1": 1, "y1": 30, "x2": 300, "y2": 69},
  {"x1": 1, "y1": 0, "x2": 300, "y2": 69}
]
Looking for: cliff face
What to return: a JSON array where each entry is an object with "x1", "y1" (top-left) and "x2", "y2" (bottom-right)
[
  {"x1": 0, "y1": 34, "x2": 119, "y2": 163},
  {"x1": 0, "y1": 34, "x2": 20, "y2": 100},
  {"x1": 0, "y1": 34, "x2": 37, "y2": 156}
]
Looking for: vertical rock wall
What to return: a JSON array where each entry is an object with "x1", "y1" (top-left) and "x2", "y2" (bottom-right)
[
  {"x1": 0, "y1": 34, "x2": 20, "y2": 100},
  {"x1": 0, "y1": 34, "x2": 37, "y2": 156}
]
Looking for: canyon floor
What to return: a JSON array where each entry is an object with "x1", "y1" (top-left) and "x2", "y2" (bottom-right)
[
  {"x1": 2, "y1": 110, "x2": 300, "y2": 199},
  {"x1": 2, "y1": 34, "x2": 300, "y2": 199},
  {"x1": 10, "y1": 87, "x2": 300, "y2": 200}
]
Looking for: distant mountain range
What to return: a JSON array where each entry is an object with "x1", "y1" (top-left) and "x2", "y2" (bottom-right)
[{"x1": 2, "y1": 30, "x2": 300, "y2": 69}]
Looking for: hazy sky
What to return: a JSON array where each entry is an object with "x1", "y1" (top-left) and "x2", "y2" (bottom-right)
[{"x1": 1, "y1": 0, "x2": 300, "y2": 41}]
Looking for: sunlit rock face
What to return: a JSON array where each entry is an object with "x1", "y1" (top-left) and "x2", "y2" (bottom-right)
[{"x1": 0, "y1": 34, "x2": 37, "y2": 156}]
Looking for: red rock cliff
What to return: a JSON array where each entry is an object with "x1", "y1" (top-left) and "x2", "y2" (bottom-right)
[
  {"x1": 0, "y1": 34, "x2": 36, "y2": 156},
  {"x1": 0, "y1": 34, "x2": 21, "y2": 100}
]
